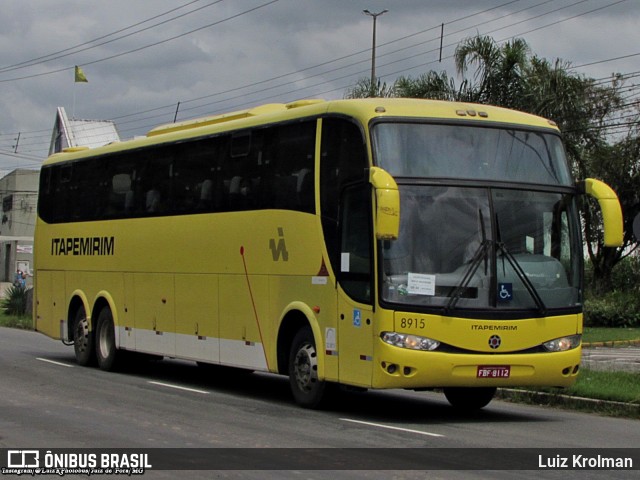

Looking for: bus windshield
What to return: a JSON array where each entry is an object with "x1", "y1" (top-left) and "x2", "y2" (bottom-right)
[
  {"x1": 372, "y1": 122, "x2": 572, "y2": 185},
  {"x1": 373, "y1": 122, "x2": 582, "y2": 314},
  {"x1": 380, "y1": 186, "x2": 582, "y2": 312}
]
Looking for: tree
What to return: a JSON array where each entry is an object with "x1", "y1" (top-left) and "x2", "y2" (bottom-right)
[
  {"x1": 344, "y1": 77, "x2": 395, "y2": 99},
  {"x1": 582, "y1": 134, "x2": 640, "y2": 293},
  {"x1": 346, "y1": 34, "x2": 640, "y2": 293},
  {"x1": 393, "y1": 71, "x2": 466, "y2": 101},
  {"x1": 454, "y1": 36, "x2": 529, "y2": 107},
  {"x1": 519, "y1": 60, "x2": 634, "y2": 293}
]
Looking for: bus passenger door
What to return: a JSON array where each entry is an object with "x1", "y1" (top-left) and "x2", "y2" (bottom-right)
[{"x1": 337, "y1": 184, "x2": 374, "y2": 387}]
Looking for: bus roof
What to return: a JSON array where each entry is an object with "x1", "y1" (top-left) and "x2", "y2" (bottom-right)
[{"x1": 43, "y1": 98, "x2": 559, "y2": 165}]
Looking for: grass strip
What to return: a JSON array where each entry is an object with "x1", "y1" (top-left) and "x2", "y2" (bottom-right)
[{"x1": 583, "y1": 327, "x2": 640, "y2": 344}]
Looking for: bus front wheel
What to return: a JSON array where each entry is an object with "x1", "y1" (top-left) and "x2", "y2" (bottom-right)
[
  {"x1": 288, "y1": 327, "x2": 327, "y2": 408},
  {"x1": 95, "y1": 307, "x2": 119, "y2": 371},
  {"x1": 443, "y1": 387, "x2": 496, "y2": 411},
  {"x1": 72, "y1": 307, "x2": 94, "y2": 366}
]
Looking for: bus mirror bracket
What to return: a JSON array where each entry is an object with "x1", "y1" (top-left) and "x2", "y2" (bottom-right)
[
  {"x1": 580, "y1": 178, "x2": 624, "y2": 247},
  {"x1": 369, "y1": 167, "x2": 400, "y2": 240}
]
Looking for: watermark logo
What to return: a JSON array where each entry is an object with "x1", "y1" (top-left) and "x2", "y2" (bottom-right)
[
  {"x1": 7, "y1": 450, "x2": 39, "y2": 468},
  {"x1": 2, "y1": 449, "x2": 150, "y2": 476}
]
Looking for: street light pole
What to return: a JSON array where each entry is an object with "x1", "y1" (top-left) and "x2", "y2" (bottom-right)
[{"x1": 363, "y1": 9, "x2": 388, "y2": 97}]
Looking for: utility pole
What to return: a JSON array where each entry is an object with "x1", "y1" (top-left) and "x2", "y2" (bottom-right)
[
  {"x1": 363, "y1": 9, "x2": 388, "y2": 97},
  {"x1": 13, "y1": 132, "x2": 20, "y2": 153}
]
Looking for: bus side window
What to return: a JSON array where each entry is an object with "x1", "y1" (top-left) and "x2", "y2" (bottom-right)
[
  {"x1": 339, "y1": 184, "x2": 372, "y2": 303},
  {"x1": 224, "y1": 131, "x2": 258, "y2": 211},
  {"x1": 320, "y1": 118, "x2": 367, "y2": 221},
  {"x1": 230, "y1": 132, "x2": 251, "y2": 158},
  {"x1": 109, "y1": 173, "x2": 133, "y2": 215},
  {"x1": 268, "y1": 121, "x2": 316, "y2": 213},
  {"x1": 320, "y1": 117, "x2": 370, "y2": 300},
  {"x1": 138, "y1": 151, "x2": 172, "y2": 215},
  {"x1": 198, "y1": 179, "x2": 213, "y2": 210},
  {"x1": 52, "y1": 164, "x2": 74, "y2": 221},
  {"x1": 206, "y1": 136, "x2": 226, "y2": 212},
  {"x1": 172, "y1": 138, "x2": 219, "y2": 213},
  {"x1": 37, "y1": 167, "x2": 53, "y2": 222}
]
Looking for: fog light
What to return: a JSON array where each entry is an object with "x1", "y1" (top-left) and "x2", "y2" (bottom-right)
[{"x1": 543, "y1": 334, "x2": 581, "y2": 352}]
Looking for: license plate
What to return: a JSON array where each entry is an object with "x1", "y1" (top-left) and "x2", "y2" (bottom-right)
[{"x1": 477, "y1": 365, "x2": 511, "y2": 378}]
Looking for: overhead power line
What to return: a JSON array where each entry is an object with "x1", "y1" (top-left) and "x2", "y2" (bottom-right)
[
  {"x1": 0, "y1": 0, "x2": 279, "y2": 83},
  {"x1": 0, "y1": 0, "x2": 635, "y2": 158},
  {"x1": 575, "y1": 52, "x2": 640, "y2": 70},
  {"x1": 0, "y1": 0, "x2": 208, "y2": 74}
]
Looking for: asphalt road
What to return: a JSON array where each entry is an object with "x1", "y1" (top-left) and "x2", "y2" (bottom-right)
[
  {"x1": 582, "y1": 346, "x2": 640, "y2": 372},
  {"x1": 1, "y1": 327, "x2": 638, "y2": 479}
]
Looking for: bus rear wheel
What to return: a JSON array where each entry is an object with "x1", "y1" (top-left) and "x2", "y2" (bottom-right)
[
  {"x1": 72, "y1": 307, "x2": 94, "y2": 366},
  {"x1": 288, "y1": 327, "x2": 327, "y2": 408},
  {"x1": 95, "y1": 306, "x2": 119, "y2": 371},
  {"x1": 443, "y1": 387, "x2": 496, "y2": 411}
]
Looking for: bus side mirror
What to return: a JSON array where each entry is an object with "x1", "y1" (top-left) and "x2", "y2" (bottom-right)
[
  {"x1": 582, "y1": 178, "x2": 623, "y2": 247},
  {"x1": 369, "y1": 167, "x2": 400, "y2": 240}
]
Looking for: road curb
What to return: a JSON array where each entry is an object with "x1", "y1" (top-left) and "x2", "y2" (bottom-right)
[
  {"x1": 496, "y1": 388, "x2": 640, "y2": 418},
  {"x1": 583, "y1": 338, "x2": 640, "y2": 348},
  {"x1": 499, "y1": 340, "x2": 640, "y2": 418}
]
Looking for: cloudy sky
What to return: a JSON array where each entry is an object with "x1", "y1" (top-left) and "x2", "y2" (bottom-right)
[{"x1": 0, "y1": 0, "x2": 638, "y2": 170}]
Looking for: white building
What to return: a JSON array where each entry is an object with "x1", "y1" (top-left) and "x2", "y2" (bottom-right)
[
  {"x1": 0, "y1": 107, "x2": 120, "y2": 287},
  {"x1": 0, "y1": 169, "x2": 38, "y2": 286},
  {"x1": 49, "y1": 106, "x2": 120, "y2": 155}
]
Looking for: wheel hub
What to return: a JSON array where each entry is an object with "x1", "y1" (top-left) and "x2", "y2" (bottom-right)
[
  {"x1": 293, "y1": 343, "x2": 318, "y2": 392},
  {"x1": 98, "y1": 321, "x2": 112, "y2": 359},
  {"x1": 74, "y1": 318, "x2": 89, "y2": 352}
]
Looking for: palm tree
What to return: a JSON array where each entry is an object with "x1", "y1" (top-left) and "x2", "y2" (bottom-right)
[
  {"x1": 344, "y1": 77, "x2": 395, "y2": 99},
  {"x1": 454, "y1": 35, "x2": 529, "y2": 107},
  {"x1": 393, "y1": 71, "x2": 469, "y2": 101},
  {"x1": 345, "y1": 35, "x2": 638, "y2": 292}
]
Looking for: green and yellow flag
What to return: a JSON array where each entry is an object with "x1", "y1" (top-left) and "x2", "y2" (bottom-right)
[{"x1": 74, "y1": 65, "x2": 88, "y2": 83}]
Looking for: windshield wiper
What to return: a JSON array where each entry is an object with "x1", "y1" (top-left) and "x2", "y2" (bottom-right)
[
  {"x1": 445, "y1": 209, "x2": 490, "y2": 313},
  {"x1": 495, "y1": 214, "x2": 547, "y2": 315},
  {"x1": 445, "y1": 240, "x2": 491, "y2": 313},
  {"x1": 496, "y1": 244, "x2": 547, "y2": 315}
]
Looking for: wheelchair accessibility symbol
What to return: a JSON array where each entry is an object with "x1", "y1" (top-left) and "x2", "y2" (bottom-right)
[{"x1": 498, "y1": 283, "x2": 513, "y2": 303}]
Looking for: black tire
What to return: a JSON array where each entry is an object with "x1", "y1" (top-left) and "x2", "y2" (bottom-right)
[
  {"x1": 288, "y1": 326, "x2": 327, "y2": 408},
  {"x1": 95, "y1": 306, "x2": 119, "y2": 371},
  {"x1": 443, "y1": 387, "x2": 496, "y2": 411},
  {"x1": 72, "y1": 307, "x2": 95, "y2": 366}
]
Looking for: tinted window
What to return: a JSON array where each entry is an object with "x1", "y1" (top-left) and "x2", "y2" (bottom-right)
[
  {"x1": 372, "y1": 123, "x2": 572, "y2": 185},
  {"x1": 319, "y1": 117, "x2": 370, "y2": 302},
  {"x1": 38, "y1": 120, "x2": 318, "y2": 224}
]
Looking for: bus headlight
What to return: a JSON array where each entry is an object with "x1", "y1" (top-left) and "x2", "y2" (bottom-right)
[
  {"x1": 543, "y1": 334, "x2": 581, "y2": 352},
  {"x1": 381, "y1": 332, "x2": 440, "y2": 351}
]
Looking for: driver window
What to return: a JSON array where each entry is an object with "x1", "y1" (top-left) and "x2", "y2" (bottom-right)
[{"x1": 339, "y1": 183, "x2": 372, "y2": 304}]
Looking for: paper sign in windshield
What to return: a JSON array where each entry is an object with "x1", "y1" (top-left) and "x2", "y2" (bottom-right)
[{"x1": 407, "y1": 273, "x2": 436, "y2": 296}]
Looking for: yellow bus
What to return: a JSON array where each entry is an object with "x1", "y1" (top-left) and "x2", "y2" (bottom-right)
[{"x1": 34, "y1": 98, "x2": 622, "y2": 409}]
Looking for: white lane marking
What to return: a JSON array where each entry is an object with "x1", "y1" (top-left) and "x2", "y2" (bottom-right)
[
  {"x1": 36, "y1": 357, "x2": 74, "y2": 368},
  {"x1": 148, "y1": 381, "x2": 209, "y2": 394},
  {"x1": 340, "y1": 418, "x2": 444, "y2": 438}
]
